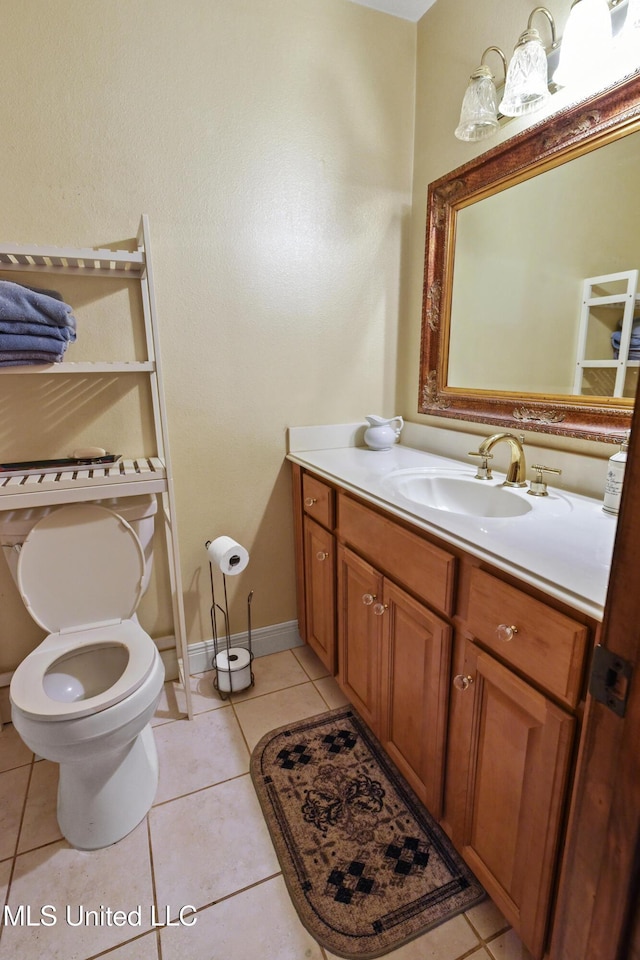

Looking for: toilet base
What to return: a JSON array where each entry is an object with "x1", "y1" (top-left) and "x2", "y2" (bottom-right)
[{"x1": 57, "y1": 722, "x2": 159, "y2": 849}]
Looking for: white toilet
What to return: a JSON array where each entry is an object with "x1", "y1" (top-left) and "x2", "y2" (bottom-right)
[{"x1": 0, "y1": 495, "x2": 165, "y2": 850}]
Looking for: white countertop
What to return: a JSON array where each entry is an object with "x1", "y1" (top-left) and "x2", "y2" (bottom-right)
[{"x1": 287, "y1": 442, "x2": 617, "y2": 621}]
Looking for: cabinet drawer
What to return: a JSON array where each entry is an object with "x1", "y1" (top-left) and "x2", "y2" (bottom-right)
[
  {"x1": 338, "y1": 494, "x2": 455, "y2": 616},
  {"x1": 466, "y1": 567, "x2": 588, "y2": 707},
  {"x1": 302, "y1": 474, "x2": 335, "y2": 529}
]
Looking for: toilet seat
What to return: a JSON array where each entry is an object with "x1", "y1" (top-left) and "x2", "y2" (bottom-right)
[
  {"x1": 11, "y1": 503, "x2": 155, "y2": 722},
  {"x1": 10, "y1": 621, "x2": 157, "y2": 721}
]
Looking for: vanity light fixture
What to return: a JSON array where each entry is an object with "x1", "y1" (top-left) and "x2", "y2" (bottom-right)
[
  {"x1": 499, "y1": 7, "x2": 558, "y2": 117},
  {"x1": 553, "y1": 0, "x2": 613, "y2": 87},
  {"x1": 454, "y1": 46, "x2": 507, "y2": 142},
  {"x1": 453, "y1": 1, "x2": 634, "y2": 144},
  {"x1": 616, "y1": 0, "x2": 640, "y2": 71}
]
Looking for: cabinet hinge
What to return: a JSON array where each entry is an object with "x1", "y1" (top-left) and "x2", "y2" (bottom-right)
[{"x1": 589, "y1": 644, "x2": 633, "y2": 717}]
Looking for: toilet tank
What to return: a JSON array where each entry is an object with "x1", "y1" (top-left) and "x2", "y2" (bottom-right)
[{"x1": 0, "y1": 494, "x2": 157, "y2": 593}]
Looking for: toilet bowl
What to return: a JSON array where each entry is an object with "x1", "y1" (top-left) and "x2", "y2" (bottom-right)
[{"x1": 2, "y1": 497, "x2": 165, "y2": 850}]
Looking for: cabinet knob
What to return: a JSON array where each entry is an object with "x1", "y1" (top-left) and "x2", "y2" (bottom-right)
[
  {"x1": 362, "y1": 593, "x2": 377, "y2": 605},
  {"x1": 372, "y1": 602, "x2": 388, "y2": 616},
  {"x1": 316, "y1": 550, "x2": 329, "y2": 561},
  {"x1": 496, "y1": 623, "x2": 518, "y2": 642},
  {"x1": 453, "y1": 674, "x2": 474, "y2": 691},
  {"x1": 304, "y1": 497, "x2": 317, "y2": 507}
]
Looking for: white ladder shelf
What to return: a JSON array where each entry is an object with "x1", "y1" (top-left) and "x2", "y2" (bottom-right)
[
  {"x1": 0, "y1": 216, "x2": 193, "y2": 720},
  {"x1": 573, "y1": 269, "x2": 640, "y2": 399}
]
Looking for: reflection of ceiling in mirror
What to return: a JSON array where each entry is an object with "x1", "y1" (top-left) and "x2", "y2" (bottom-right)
[
  {"x1": 447, "y1": 130, "x2": 640, "y2": 398},
  {"x1": 344, "y1": 0, "x2": 436, "y2": 21}
]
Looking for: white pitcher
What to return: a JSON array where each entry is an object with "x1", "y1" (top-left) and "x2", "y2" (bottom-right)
[{"x1": 364, "y1": 415, "x2": 404, "y2": 451}]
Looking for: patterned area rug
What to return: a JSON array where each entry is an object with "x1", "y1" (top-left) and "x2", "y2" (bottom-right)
[{"x1": 250, "y1": 707, "x2": 485, "y2": 959}]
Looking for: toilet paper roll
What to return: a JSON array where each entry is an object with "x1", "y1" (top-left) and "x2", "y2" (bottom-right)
[
  {"x1": 215, "y1": 647, "x2": 252, "y2": 693},
  {"x1": 206, "y1": 536, "x2": 249, "y2": 576}
]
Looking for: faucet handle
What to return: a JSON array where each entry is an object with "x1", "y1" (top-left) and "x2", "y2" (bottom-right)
[
  {"x1": 528, "y1": 463, "x2": 562, "y2": 497},
  {"x1": 468, "y1": 450, "x2": 494, "y2": 480}
]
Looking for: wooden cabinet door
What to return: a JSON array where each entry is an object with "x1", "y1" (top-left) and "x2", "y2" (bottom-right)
[
  {"x1": 453, "y1": 641, "x2": 575, "y2": 960},
  {"x1": 303, "y1": 517, "x2": 337, "y2": 673},
  {"x1": 379, "y1": 579, "x2": 451, "y2": 818},
  {"x1": 337, "y1": 546, "x2": 383, "y2": 734}
]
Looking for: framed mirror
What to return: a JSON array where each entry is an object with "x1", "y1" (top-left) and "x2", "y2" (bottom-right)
[{"x1": 419, "y1": 73, "x2": 640, "y2": 442}]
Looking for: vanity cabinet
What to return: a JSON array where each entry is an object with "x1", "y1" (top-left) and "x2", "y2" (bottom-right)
[
  {"x1": 337, "y1": 543, "x2": 451, "y2": 815},
  {"x1": 337, "y1": 492, "x2": 455, "y2": 816},
  {"x1": 446, "y1": 639, "x2": 575, "y2": 959},
  {"x1": 290, "y1": 464, "x2": 595, "y2": 960}
]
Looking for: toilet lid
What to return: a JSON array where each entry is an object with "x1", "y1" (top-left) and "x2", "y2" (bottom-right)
[{"x1": 17, "y1": 503, "x2": 145, "y2": 633}]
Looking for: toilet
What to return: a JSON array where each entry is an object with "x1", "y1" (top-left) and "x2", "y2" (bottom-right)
[{"x1": 0, "y1": 495, "x2": 165, "y2": 850}]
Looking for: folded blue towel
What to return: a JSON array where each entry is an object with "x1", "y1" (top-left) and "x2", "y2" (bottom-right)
[
  {"x1": 0, "y1": 350, "x2": 65, "y2": 365},
  {"x1": 611, "y1": 332, "x2": 640, "y2": 347},
  {"x1": 0, "y1": 320, "x2": 76, "y2": 341},
  {"x1": 0, "y1": 332, "x2": 72, "y2": 354},
  {"x1": 0, "y1": 281, "x2": 76, "y2": 331},
  {"x1": 21, "y1": 283, "x2": 65, "y2": 302},
  {"x1": 611, "y1": 318, "x2": 640, "y2": 358}
]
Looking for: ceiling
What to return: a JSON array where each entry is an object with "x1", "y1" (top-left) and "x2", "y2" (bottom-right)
[{"x1": 345, "y1": 0, "x2": 437, "y2": 21}]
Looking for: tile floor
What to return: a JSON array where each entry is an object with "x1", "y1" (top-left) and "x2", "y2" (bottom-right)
[{"x1": 0, "y1": 646, "x2": 533, "y2": 960}]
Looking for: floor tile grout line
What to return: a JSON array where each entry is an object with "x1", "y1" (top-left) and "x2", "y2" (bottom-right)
[
  {"x1": 313, "y1": 679, "x2": 338, "y2": 712},
  {"x1": 455, "y1": 942, "x2": 492, "y2": 960},
  {"x1": 151, "y1": 769, "x2": 253, "y2": 810},
  {"x1": 290, "y1": 648, "x2": 331, "y2": 683},
  {"x1": 145, "y1": 815, "x2": 164, "y2": 960},
  {"x1": 155, "y1": 676, "x2": 322, "y2": 726},
  {"x1": 3, "y1": 833, "x2": 62, "y2": 862},
  {"x1": 0, "y1": 754, "x2": 35, "y2": 950},
  {"x1": 180, "y1": 869, "x2": 284, "y2": 917},
  {"x1": 229, "y1": 697, "x2": 253, "y2": 758},
  {"x1": 461, "y1": 907, "x2": 513, "y2": 952},
  {"x1": 82, "y1": 927, "x2": 159, "y2": 960},
  {"x1": 227, "y1": 676, "x2": 320, "y2": 706},
  {"x1": 0, "y1": 758, "x2": 34, "y2": 775}
]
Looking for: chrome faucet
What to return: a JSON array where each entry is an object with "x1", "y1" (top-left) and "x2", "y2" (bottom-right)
[{"x1": 477, "y1": 433, "x2": 527, "y2": 487}]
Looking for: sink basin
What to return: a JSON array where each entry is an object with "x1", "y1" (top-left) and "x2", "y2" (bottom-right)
[{"x1": 384, "y1": 470, "x2": 533, "y2": 518}]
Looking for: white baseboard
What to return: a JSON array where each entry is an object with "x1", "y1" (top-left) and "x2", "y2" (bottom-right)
[{"x1": 187, "y1": 619, "x2": 303, "y2": 675}]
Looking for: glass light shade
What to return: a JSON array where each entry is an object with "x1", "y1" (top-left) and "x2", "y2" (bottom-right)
[
  {"x1": 553, "y1": 0, "x2": 613, "y2": 87},
  {"x1": 454, "y1": 67, "x2": 500, "y2": 142},
  {"x1": 499, "y1": 29, "x2": 550, "y2": 117}
]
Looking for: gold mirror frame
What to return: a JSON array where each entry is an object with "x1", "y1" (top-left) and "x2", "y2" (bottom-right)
[{"x1": 419, "y1": 73, "x2": 640, "y2": 443}]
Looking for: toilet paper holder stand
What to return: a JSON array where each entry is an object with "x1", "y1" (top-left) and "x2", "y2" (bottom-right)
[{"x1": 207, "y1": 555, "x2": 255, "y2": 700}]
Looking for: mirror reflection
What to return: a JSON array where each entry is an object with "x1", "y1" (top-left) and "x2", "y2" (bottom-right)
[{"x1": 448, "y1": 129, "x2": 640, "y2": 399}]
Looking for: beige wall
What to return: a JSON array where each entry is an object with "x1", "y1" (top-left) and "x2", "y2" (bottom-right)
[{"x1": 0, "y1": 0, "x2": 415, "y2": 671}]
